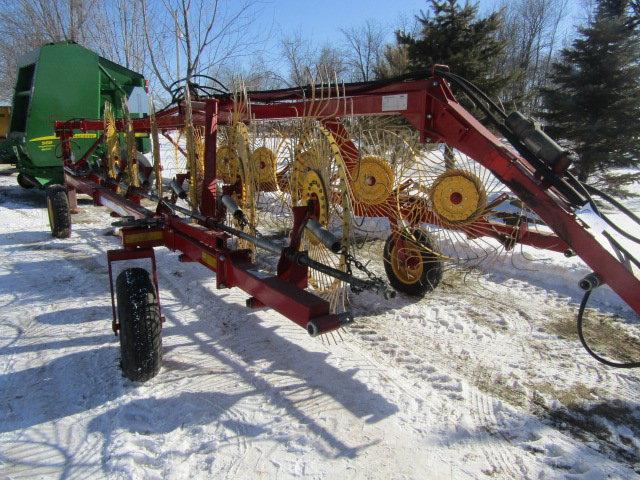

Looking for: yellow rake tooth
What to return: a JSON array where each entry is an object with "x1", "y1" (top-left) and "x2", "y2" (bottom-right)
[
  {"x1": 121, "y1": 97, "x2": 139, "y2": 187},
  {"x1": 103, "y1": 101, "x2": 119, "y2": 180}
]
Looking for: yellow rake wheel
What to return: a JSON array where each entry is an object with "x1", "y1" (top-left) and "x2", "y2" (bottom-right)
[
  {"x1": 103, "y1": 101, "x2": 119, "y2": 180},
  {"x1": 394, "y1": 144, "x2": 525, "y2": 269},
  {"x1": 216, "y1": 145, "x2": 243, "y2": 185},
  {"x1": 290, "y1": 123, "x2": 351, "y2": 313},
  {"x1": 217, "y1": 122, "x2": 256, "y2": 254},
  {"x1": 429, "y1": 168, "x2": 487, "y2": 226},
  {"x1": 244, "y1": 123, "x2": 294, "y2": 237},
  {"x1": 251, "y1": 146, "x2": 278, "y2": 191}
]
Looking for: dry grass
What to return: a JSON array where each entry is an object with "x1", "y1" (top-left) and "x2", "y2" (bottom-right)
[{"x1": 548, "y1": 307, "x2": 640, "y2": 363}]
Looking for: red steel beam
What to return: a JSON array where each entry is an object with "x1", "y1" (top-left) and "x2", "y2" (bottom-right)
[
  {"x1": 64, "y1": 174, "x2": 148, "y2": 219},
  {"x1": 63, "y1": 171, "x2": 344, "y2": 335},
  {"x1": 56, "y1": 75, "x2": 639, "y2": 315}
]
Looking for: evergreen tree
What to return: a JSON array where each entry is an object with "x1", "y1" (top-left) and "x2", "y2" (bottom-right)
[
  {"x1": 540, "y1": 0, "x2": 640, "y2": 192},
  {"x1": 397, "y1": 0, "x2": 510, "y2": 97}
]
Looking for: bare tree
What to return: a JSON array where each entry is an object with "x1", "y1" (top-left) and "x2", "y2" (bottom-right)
[
  {"x1": 217, "y1": 55, "x2": 284, "y2": 91},
  {"x1": 280, "y1": 32, "x2": 348, "y2": 86},
  {"x1": 0, "y1": 0, "x2": 93, "y2": 100},
  {"x1": 280, "y1": 31, "x2": 315, "y2": 87},
  {"x1": 315, "y1": 45, "x2": 348, "y2": 80},
  {"x1": 91, "y1": 0, "x2": 147, "y2": 74},
  {"x1": 140, "y1": 0, "x2": 266, "y2": 96},
  {"x1": 340, "y1": 20, "x2": 387, "y2": 81},
  {"x1": 496, "y1": 0, "x2": 569, "y2": 112}
]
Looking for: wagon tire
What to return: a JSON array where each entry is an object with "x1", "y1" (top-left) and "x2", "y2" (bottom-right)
[
  {"x1": 383, "y1": 229, "x2": 444, "y2": 297},
  {"x1": 17, "y1": 173, "x2": 34, "y2": 189},
  {"x1": 46, "y1": 184, "x2": 71, "y2": 238},
  {"x1": 116, "y1": 268, "x2": 162, "y2": 382}
]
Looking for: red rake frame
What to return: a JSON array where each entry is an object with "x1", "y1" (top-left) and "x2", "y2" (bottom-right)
[{"x1": 54, "y1": 70, "x2": 640, "y2": 332}]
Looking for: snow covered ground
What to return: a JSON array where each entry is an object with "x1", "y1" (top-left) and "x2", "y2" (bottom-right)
[{"x1": 0, "y1": 163, "x2": 639, "y2": 479}]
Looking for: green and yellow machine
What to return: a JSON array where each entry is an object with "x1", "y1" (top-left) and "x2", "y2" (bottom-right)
[{"x1": 1, "y1": 41, "x2": 149, "y2": 188}]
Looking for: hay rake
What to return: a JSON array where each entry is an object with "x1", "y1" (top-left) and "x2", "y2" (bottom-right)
[{"x1": 50, "y1": 67, "x2": 640, "y2": 379}]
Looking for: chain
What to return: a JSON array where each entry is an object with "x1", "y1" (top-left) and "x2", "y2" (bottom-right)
[{"x1": 342, "y1": 248, "x2": 387, "y2": 294}]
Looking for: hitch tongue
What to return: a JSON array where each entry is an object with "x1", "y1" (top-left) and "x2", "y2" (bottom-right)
[{"x1": 305, "y1": 219, "x2": 342, "y2": 253}]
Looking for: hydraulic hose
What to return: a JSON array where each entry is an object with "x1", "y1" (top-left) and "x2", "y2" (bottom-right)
[{"x1": 577, "y1": 290, "x2": 640, "y2": 368}]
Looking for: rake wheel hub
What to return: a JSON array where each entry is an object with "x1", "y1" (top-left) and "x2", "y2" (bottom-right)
[
  {"x1": 251, "y1": 146, "x2": 278, "y2": 189},
  {"x1": 352, "y1": 155, "x2": 394, "y2": 206},
  {"x1": 429, "y1": 169, "x2": 487, "y2": 225},
  {"x1": 216, "y1": 145, "x2": 242, "y2": 184}
]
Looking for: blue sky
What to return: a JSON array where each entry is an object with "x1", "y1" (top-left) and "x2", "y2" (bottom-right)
[
  {"x1": 261, "y1": 0, "x2": 582, "y2": 46},
  {"x1": 235, "y1": 0, "x2": 584, "y2": 77}
]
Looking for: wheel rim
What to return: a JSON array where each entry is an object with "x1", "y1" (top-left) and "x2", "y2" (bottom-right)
[
  {"x1": 429, "y1": 168, "x2": 487, "y2": 225},
  {"x1": 390, "y1": 237, "x2": 424, "y2": 285},
  {"x1": 351, "y1": 155, "x2": 395, "y2": 206}
]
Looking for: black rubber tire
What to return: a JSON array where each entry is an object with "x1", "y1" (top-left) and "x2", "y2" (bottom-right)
[
  {"x1": 383, "y1": 230, "x2": 444, "y2": 297},
  {"x1": 46, "y1": 185, "x2": 71, "y2": 238},
  {"x1": 116, "y1": 268, "x2": 162, "y2": 382},
  {"x1": 17, "y1": 173, "x2": 34, "y2": 189}
]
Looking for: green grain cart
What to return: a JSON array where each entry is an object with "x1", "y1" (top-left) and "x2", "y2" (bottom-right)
[{"x1": 1, "y1": 41, "x2": 149, "y2": 188}]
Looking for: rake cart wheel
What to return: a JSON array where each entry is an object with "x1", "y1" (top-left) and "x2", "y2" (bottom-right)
[
  {"x1": 383, "y1": 230, "x2": 443, "y2": 297},
  {"x1": 17, "y1": 173, "x2": 34, "y2": 189},
  {"x1": 46, "y1": 184, "x2": 71, "y2": 238},
  {"x1": 116, "y1": 268, "x2": 162, "y2": 382}
]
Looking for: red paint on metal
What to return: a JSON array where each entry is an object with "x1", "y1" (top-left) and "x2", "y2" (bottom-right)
[{"x1": 55, "y1": 70, "x2": 640, "y2": 320}]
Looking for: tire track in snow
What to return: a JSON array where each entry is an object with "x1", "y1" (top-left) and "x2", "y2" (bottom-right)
[
  {"x1": 344, "y1": 270, "x2": 640, "y2": 476},
  {"x1": 343, "y1": 311, "x2": 531, "y2": 479}
]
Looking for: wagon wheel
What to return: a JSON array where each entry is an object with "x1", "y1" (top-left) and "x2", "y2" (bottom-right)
[
  {"x1": 383, "y1": 229, "x2": 443, "y2": 297},
  {"x1": 245, "y1": 121, "x2": 296, "y2": 238},
  {"x1": 340, "y1": 117, "x2": 421, "y2": 230},
  {"x1": 336, "y1": 118, "x2": 445, "y2": 295},
  {"x1": 249, "y1": 124, "x2": 283, "y2": 193}
]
